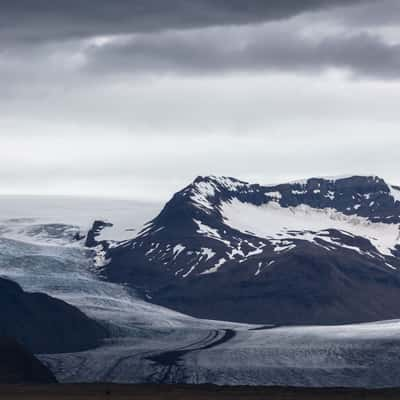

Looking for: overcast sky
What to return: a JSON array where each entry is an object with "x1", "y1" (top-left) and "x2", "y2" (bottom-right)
[{"x1": 1, "y1": 0, "x2": 400, "y2": 201}]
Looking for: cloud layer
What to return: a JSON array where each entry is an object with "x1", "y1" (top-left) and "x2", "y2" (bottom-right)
[
  {"x1": 0, "y1": 0, "x2": 365, "y2": 42},
  {"x1": 1, "y1": 0, "x2": 400, "y2": 199},
  {"x1": 83, "y1": 27, "x2": 400, "y2": 80}
]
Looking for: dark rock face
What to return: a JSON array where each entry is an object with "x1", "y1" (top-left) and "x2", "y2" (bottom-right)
[
  {"x1": 103, "y1": 175, "x2": 400, "y2": 325},
  {"x1": 85, "y1": 220, "x2": 113, "y2": 247},
  {"x1": 0, "y1": 277, "x2": 108, "y2": 354},
  {"x1": 0, "y1": 337, "x2": 56, "y2": 384}
]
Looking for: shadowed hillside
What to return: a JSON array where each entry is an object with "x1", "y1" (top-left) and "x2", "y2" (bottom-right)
[
  {"x1": 0, "y1": 338, "x2": 56, "y2": 384},
  {"x1": 0, "y1": 277, "x2": 108, "y2": 354}
]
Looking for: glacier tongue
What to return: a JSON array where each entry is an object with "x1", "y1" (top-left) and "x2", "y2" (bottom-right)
[
  {"x1": 2, "y1": 192, "x2": 400, "y2": 386},
  {"x1": 0, "y1": 195, "x2": 162, "y2": 244},
  {"x1": 0, "y1": 215, "x2": 248, "y2": 333}
]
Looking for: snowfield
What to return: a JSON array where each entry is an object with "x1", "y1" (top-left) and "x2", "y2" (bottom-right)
[
  {"x1": 1, "y1": 195, "x2": 400, "y2": 387},
  {"x1": 221, "y1": 199, "x2": 400, "y2": 256}
]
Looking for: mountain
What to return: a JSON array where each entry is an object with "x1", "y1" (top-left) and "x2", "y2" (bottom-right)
[
  {"x1": 0, "y1": 277, "x2": 108, "y2": 354},
  {"x1": 0, "y1": 337, "x2": 56, "y2": 384},
  {"x1": 101, "y1": 175, "x2": 400, "y2": 325}
]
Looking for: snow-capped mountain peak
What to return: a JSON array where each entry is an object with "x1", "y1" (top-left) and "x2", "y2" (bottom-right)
[
  {"x1": 181, "y1": 175, "x2": 250, "y2": 214},
  {"x1": 169, "y1": 174, "x2": 400, "y2": 224},
  {"x1": 108, "y1": 174, "x2": 400, "y2": 272},
  {"x1": 101, "y1": 175, "x2": 400, "y2": 325}
]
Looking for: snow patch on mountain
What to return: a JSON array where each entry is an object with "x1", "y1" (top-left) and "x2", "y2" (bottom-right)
[
  {"x1": 201, "y1": 258, "x2": 227, "y2": 275},
  {"x1": 200, "y1": 247, "x2": 216, "y2": 261},
  {"x1": 189, "y1": 181, "x2": 217, "y2": 213},
  {"x1": 390, "y1": 186, "x2": 400, "y2": 204},
  {"x1": 264, "y1": 192, "x2": 282, "y2": 200},
  {"x1": 286, "y1": 174, "x2": 381, "y2": 186},
  {"x1": 221, "y1": 199, "x2": 400, "y2": 256},
  {"x1": 173, "y1": 244, "x2": 185, "y2": 258},
  {"x1": 194, "y1": 219, "x2": 230, "y2": 246},
  {"x1": 187, "y1": 176, "x2": 250, "y2": 213}
]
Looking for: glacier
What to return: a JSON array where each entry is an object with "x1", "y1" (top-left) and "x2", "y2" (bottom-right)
[{"x1": 1, "y1": 195, "x2": 400, "y2": 387}]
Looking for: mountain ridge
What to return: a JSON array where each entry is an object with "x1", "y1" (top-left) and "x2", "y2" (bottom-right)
[
  {"x1": 0, "y1": 337, "x2": 57, "y2": 384},
  {"x1": 99, "y1": 174, "x2": 400, "y2": 324},
  {"x1": 0, "y1": 277, "x2": 108, "y2": 354}
]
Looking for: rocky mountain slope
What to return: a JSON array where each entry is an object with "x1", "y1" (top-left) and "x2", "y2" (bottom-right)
[
  {"x1": 0, "y1": 277, "x2": 108, "y2": 354},
  {"x1": 102, "y1": 175, "x2": 400, "y2": 324},
  {"x1": 0, "y1": 337, "x2": 56, "y2": 384}
]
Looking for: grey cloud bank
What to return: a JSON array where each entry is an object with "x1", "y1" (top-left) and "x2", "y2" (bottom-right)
[
  {"x1": 0, "y1": 0, "x2": 399, "y2": 199},
  {"x1": 0, "y1": 0, "x2": 365, "y2": 42},
  {"x1": 83, "y1": 28, "x2": 400, "y2": 79}
]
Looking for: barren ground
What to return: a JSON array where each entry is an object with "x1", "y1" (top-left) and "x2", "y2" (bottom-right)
[{"x1": 2, "y1": 385, "x2": 400, "y2": 400}]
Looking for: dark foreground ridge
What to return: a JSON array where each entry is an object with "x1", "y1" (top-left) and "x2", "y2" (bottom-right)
[
  {"x1": 0, "y1": 277, "x2": 108, "y2": 354},
  {"x1": 3, "y1": 384, "x2": 400, "y2": 399},
  {"x1": 0, "y1": 338, "x2": 56, "y2": 384}
]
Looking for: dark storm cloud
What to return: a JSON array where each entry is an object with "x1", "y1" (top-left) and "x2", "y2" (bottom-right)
[
  {"x1": 330, "y1": 0, "x2": 400, "y2": 27},
  {"x1": 2, "y1": 1, "x2": 400, "y2": 199},
  {"x1": 0, "y1": 0, "x2": 367, "y2": 43},
  {"x1": 84, "y1": 29, "x2": 400, "y2": 80},
  {"x1": 0, "y1": 0, "x2": 397, "y2": 86}
]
